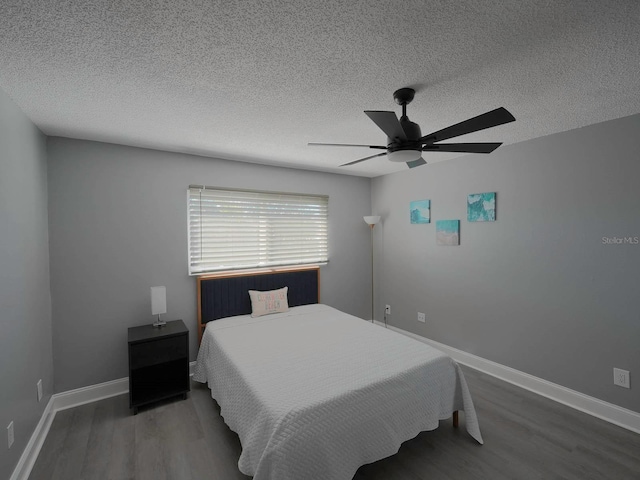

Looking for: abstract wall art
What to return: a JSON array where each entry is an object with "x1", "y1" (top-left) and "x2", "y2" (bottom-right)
[
  {"x1": 468, "y1": 192, "x2": 496, "y2": 222},
  {"x1": 410, "y1": 199, "x2": 430, "y2": 224},
  {"x1": 436, "y1": 220, "x2": 460, "y2": 245}
]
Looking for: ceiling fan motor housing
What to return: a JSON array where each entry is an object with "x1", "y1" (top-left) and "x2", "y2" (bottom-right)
[{"x1": 386, "y1": 116, "x2": 423, "y2": 161}]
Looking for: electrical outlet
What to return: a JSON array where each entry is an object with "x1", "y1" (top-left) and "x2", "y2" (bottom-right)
[
  {"x1": 7, "y1": 421, "x2": 14, "y2": 449},
  {"x1": 613, "y1": 368, "x2": 630, "y2": 388},
  {"x1": 37, "y1": 379, "x2": 43, "y2": 402},
  {"x1": 417, "y1": 312, "x2": 426, "y2": 323},
  {"x1": 385, "y1": 305, "x2": 391, "y2": 315}
]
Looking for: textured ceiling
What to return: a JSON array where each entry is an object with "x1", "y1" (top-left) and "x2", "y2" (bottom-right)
[{"x1": 1, "y1": 1, "x2": 639, "y2": 177}]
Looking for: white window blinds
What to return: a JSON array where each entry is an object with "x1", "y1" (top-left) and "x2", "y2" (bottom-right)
[{"x1": 188, "y1": 186, "x2": 329, "y2": 275}]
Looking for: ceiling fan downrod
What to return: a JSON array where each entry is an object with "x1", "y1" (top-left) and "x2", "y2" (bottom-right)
[{"x1": 393, "y1": 87, "x2": 415, "y2": 119}]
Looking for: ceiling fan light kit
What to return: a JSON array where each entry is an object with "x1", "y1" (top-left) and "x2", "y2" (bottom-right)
[
  {"x1": 309, "y1": 87, "x2": 515, "y2": 169},
  {"x1": 387, "y1": 149, "x2": 423, "y2": 163}
]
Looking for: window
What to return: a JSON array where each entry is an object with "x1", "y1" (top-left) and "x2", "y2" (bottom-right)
[{"x1": 188, "y1": 186, "x2": 328, "y2": 275}]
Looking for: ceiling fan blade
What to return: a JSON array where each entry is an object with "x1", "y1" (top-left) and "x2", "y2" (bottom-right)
[
  {"x1": 308, "y1": 142, "x2": 387, "y2": 150},
  {"x1": 419, "y1": 107, "x2": 515, "y2": 144},
  {"x1": 364, "y1": 111, "x2": 407, "y2": 142},
  {"x1": 406, "y1": 158, "x2": 427, "y2": 169},
  {"x1": 422, "y1": 142, "x2": 503, "y2": 154},
  {"x1": 340, "y1": 152, "x2": 387, "y2": 167}
]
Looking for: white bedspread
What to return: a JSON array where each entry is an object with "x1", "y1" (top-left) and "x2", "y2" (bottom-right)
[{"x1": 194, "y1": 304, "x2": 482, "y2": 480}]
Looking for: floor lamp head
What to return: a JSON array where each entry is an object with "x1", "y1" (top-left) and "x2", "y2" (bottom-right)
[{"x1": 363, "y1": 216, "x2": 381, "y2": 229}]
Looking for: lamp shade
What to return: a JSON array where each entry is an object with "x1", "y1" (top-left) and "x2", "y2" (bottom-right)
[
  {"x1": 363, "y1": 215, "x2": 381, "y2": 225},
  {"x1": 151, "y1": 286, "x2": 167, "y2": 315}
]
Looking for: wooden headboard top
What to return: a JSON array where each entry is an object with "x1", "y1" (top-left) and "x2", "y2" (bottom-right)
[{"x1": 197, "y1": 266, "x2": 320, "y2": 343}]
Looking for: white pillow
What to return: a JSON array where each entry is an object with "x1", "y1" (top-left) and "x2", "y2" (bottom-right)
[{"x1": 248, "y1": 287, "x2": 289, "y2": 317}]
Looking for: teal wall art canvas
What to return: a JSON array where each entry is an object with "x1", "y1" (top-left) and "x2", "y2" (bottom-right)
[
  {"x1": 468, "y1": 192, "x2": 496, "y2": 222},
  {"x1": 436, "y1": 220, "x2": 460, "y2": 245},
  {"x1": 410, "y1": 199, "x2": 430, "y2": 224}
]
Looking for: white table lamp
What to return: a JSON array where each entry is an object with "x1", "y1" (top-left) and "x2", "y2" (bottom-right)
[{"x1": 151, "y1": 286, "x2": 167, "y2": 327}]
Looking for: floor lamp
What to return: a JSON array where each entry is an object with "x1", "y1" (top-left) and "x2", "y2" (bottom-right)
[{"x1": 363, "y1": 216, "x2": 380, "y2": 322}]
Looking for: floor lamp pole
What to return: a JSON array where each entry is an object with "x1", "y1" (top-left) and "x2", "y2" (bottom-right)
[
  {"x1": 370, "y1": 224, "x2": 375, "y2": 322},
  {"x1": 363, "y1": 215, "x2": 380, "y2": 323}
]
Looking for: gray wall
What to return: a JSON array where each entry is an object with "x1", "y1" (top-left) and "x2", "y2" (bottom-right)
[
  {"x1": 0, "y1": 89, "x2": 53, "y2": 478},
  {"x1": 47, "y1": 138, "x2": 372, "y2": 393},
  {"x1": 372, "y1": 113, "x2": 640, "y2": 412}
]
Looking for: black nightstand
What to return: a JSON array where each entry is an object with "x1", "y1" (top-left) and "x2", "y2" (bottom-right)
[{"x1": 128, "y1": 319, "x2": 190, "y2": 414}]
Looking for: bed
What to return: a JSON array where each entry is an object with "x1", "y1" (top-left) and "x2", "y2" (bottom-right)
[{"x1": 193, "y1": 266, "x2": 483, "y2": 480}]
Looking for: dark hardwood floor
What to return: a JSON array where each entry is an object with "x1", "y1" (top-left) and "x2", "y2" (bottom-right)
[{"x1": 29, "y1": 365, "x2": 640, "y2": 479}]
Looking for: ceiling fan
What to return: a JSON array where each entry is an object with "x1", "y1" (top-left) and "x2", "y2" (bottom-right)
[{"x1": 309, "y1": 87, "x2": 515, "y2": 169}]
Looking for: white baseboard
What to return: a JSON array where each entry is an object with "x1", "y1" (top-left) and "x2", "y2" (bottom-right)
[
  {"x1": 11, "y1": 361, "x2": 197, "y2": 480},
  {"x1": 374, "y1": 320, "x2": 640, "y2": 435},
  {"x1": 53, "y1": 377, "x2": 129, "y2": 412},
  {"x1": 9, "y1": 397, "x2": 55, "y2": 480}
]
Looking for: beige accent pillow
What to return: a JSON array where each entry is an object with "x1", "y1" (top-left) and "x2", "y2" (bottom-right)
[{"x1": 248, "y1": 287, "x2": 289, "y2": 317}]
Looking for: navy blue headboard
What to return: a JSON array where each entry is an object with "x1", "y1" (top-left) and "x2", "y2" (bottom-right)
[{"x1": 197, "y1": 266, "x2": 319, "y2": 342}]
